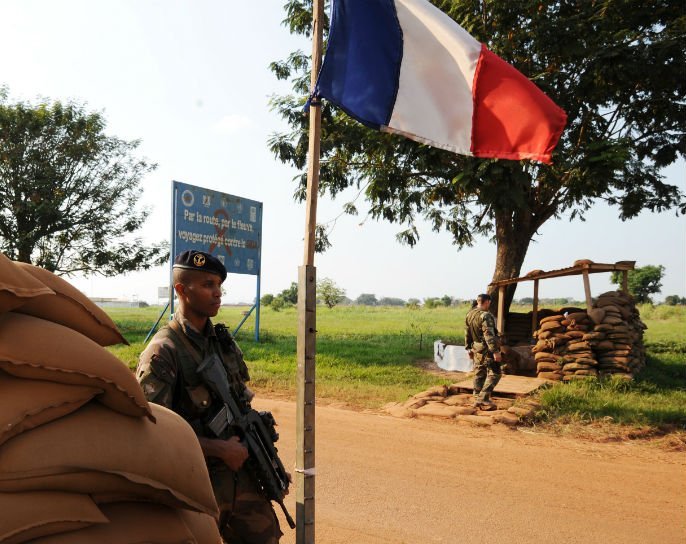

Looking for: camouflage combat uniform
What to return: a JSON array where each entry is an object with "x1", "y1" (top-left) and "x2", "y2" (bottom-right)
[
  {"x1": 136, "y1": 313, "x2": 282, "y2": 544},
  {"x1": 464, "y1": 307, "x2": 502, "y2": 403}
]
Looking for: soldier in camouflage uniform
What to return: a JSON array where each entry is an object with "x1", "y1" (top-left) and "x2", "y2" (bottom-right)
[
  {"x1": 464, "y1": 293, "x2": 502, "y2": 410},
  {"x1": 136, "y1": 250, "x2": 282, "y2": 543}
]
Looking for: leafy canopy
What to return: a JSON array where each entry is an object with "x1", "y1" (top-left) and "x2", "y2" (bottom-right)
[
  {"x1": 611, "y1": 264, "x2": 665, "y2": 304},
  {"x1": 0, "y1": 91, "x2": 166, "y2": 275},
  {"x1": 269, "y1": 0, "x2": 685, "y2": 307}
]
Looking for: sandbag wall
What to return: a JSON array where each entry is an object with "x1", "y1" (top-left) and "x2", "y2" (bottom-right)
[
  {"x1": 532, "y1": 292, "x2": 646, "y2": 382},
  {"x1": 0, "y1": 253, "x2": 221, "y2": 544},
  {"x1": 591, "y1": 290, "x2": 647, "y2": 376}
]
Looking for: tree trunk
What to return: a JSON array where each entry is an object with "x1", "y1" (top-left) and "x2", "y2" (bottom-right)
[{"x1": 488, "y1": 208, "x2": 536, "y2": 316}]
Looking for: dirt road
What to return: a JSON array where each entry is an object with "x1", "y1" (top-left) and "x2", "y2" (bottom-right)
[{"x1": 254, "y1": 398, "x2": 685, "y2": 544}]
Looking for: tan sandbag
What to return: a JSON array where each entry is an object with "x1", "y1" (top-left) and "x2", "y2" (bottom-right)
[
  {"x1": 413, "y1": 385, "x2": 448, "y2": 398},
  {"x1": 538, "y1": 371, "x2": 563, "y2": 380},
  {"x1": 0, "y1": 371, "x2": 102, "y2": 446},
  {"x1": 563, "y1": 362, "x2": 595, "y2": 372},
  {"x1": 534, "y1": 351, "x2": 559, "y2": 361},
  {"x1": 565, "y1": 311, "x2": 589, "y2": 323},
  {"x1": 537, "y1": 362, "x2": 562, "y2": 373},
  {"x1": 179, "y1": 510, "x2": 223, "y2": 544},
  {"x1": 0, "y1": 253, "x2": 55, "y2": 314},
  {"x1": 566, "y1": 324, "x2": 589, "y2": 332},
  {"x1": 414, "y1": 402, "x2": 458, "y2": 418},
  {"x1": 539, "y1": 321, "x2": 565, "y2": 332},
  {"x1": 0, "y1": 491, "x2": 107, "y2": 544},
  {"x1": 539, "y1": 315, "x2": 564, "y2": 325},
  {"x1": 574, "y1": 369, "x2": 598, "y2": 376},
  {"x1": 582, "y1": 332, "x2": 605, "y2": 341},
  {"x1": 587, "y1": 307, "x2": 606, "y2": 324},
  {"x1": 565, "y1": 330, "x2": 585, "y2": 339},
  {"x1": 593, "y1": 324, "x2": 614, "y2": 332},
  {"x1": 0, "y1": 313, "x2": 152, "y2": 421},
  {"x1": 564, "y1": 357, "x2": 596, "y2": 366},
  {"x1": 594, "y1": 341, "x2": 615, "y2": 351},
  {"x1": 0, "y1": 403, "x2": 218, "y2": 518},
  {"x1": 29, "y1": 502, "x2": 196, "y2": 544},
  {"x1": 573, "y1": 259, "x2": 594, "y2": 266},
  {"x1": 567, "y1": 341, "x2": 591, "y2": 351},
  {"x1": 14, "y1": 262, "x2": 127, "y2": 346}
]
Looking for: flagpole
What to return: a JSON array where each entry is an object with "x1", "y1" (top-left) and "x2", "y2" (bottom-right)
[{"x1": 296, "y1": 0, "x2": 324, "y2": 542}]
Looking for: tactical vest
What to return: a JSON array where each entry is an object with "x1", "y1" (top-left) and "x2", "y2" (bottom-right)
[
  {"x1": 157, "y1": 321, "x2": 249, "y2": 436},
  {"x1": 466, "y1": 308, "x2": 489, "y2": 353}
]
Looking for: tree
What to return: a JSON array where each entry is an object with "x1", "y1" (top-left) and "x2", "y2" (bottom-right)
[
  {"x1": 664, "y1": 295, "x2": 686, "y2": 306},
  {"x1": 260, "y1": 293, "x2": 275, "y2": 306},
  {"x1": 277, "y1": 282, "x2": 299, "y2": 305},
  {"x1": 317, "y1": 277, "x2": 346, "y2": 308},
  {"x1": 0, "y1": 91, "x2": 165, "y2": 275},
  {"x1": 355, "y1": 293, "x2": 377, "y2": 306},
  {"x1": 270, "y1": 1, "x2": 685, "y2": 314},
  {"x1": 406, "y1": 298, "x2": 420, "y2": 309},
  {"x1": 378, "y1": 296, "x2": 406, "y2": 306},
  {"x1": 441, "y1": 295, "x2": 453, "y2": 307},
  {"x1": 612, "y1": 265, "x2": 665, "y2": 304}
]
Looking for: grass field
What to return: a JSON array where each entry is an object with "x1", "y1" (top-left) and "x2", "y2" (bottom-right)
[{"x1": 108, "y1": 303, "x2": 686, "y2": 431}]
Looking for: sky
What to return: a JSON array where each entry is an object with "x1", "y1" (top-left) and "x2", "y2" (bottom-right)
[{"x1": 1, "y1": 0, "x2": 684, "y2": 305}]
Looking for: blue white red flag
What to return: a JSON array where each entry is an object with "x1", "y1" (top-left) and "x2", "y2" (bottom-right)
[{"x1": 314, "y1": 0, "x2": 567, "y2": 164}]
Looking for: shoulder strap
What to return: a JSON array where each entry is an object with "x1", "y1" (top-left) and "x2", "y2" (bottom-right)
[{"x1": 168, "y1": 319, "x2": 203, "y2": 366}]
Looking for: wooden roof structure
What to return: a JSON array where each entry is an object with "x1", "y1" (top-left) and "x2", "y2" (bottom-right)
[{"x1": 488, "y1": 260, "x2": 636, "y2": 338}]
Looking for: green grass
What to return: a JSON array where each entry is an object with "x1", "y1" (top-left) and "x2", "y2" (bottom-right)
[{"x1": 107, "y1": 303, "x2": 686, "y2": 427}]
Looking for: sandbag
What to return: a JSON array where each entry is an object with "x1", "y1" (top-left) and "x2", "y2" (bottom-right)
[
  {"x1": 0, "y1": 491, "x2": 107, "y2": 544},
  {"x1": 14, "y1": 262, "x2": 127, "y2": 346},
  {"x1": 539, "y1": 321, "x2": 565, "y2": 332},
  {"x1": 0, "y1": 371, "x2": 102, "y2": 446},
  {"x1": 414, "y1": 402, "x2": 458, "y2": 418},
  {"x1": 0, "y1": 403, "x2": 218, "y2": 518},
  {"x1": 539, "y1": 315, "x2": 564, "y2": 325},
  {"x1": 538, "y1": 371, "x2": 563, "y2": 381},
  {"x1": 0, "y1": 253, "x2": 54, "y2": 314},
  {"x1": 0, "y1": 313, "x2": 152, "y2": 421},
  {"x1": 537, "y1": 362, "x2": 562, "y2": 373},
  {"x1": 29, "y1": 502, "x2": 196, "y2": 544},
  {"x1": 179, "y1": 510, "x2": 223, "y2": 544}
]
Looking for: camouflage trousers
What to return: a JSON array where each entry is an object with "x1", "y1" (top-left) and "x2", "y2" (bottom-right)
[
  {"x1": 210, "y1": 463, "x2": 282, "y2": 544},
  {"x1": 473, "y1": 352, "x2": 502, "y2": 402}
]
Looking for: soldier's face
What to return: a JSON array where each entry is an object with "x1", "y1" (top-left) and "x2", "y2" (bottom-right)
[{"x1": 177, "y1": 271, "x2": 223, "y2": 318}]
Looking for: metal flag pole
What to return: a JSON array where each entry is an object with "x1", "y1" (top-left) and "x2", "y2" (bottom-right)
[{"x1": 296, "y1": 1, "x2": 324, "y2": 542}]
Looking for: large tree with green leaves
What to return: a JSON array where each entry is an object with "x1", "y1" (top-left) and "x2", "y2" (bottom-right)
[
  {"x1": 269, "y1": 0, "x2": 685, "y2": 313},
  {"x1": 0, "y1": 91, "x2": 166, "y2": 275},
  {"x1": 611, "y1": 264, "x2": 665, "y2": 303}
]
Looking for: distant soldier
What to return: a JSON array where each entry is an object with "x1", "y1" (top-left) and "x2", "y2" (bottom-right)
[
  {"x1": 465, "y1": 293, "x2": 502, "y2": 410},
  {"x1": 136, "y1": 250, "x2": 283, "y2": 543}
]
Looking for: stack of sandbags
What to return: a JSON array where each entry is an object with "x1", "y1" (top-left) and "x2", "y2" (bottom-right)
[
  {"x1": 532, "y1": 309, "x2": 600, "y2": 381},
  {"x1": 0, "y1": 254, "x2": 221, "y2": 544},
  {"x1": 559, "y1": 311, "x2": 599, "y2": 380},
  {"x1": 532, "y1": 314, "x2": 568, "y2": 381},
  {"x1": 591, "y1": 290, "x2": 647, "y2": 378}
]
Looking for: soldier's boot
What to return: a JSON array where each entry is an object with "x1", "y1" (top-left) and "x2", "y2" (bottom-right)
[{"x1": 476, "y1": 393, "x2": 497, "y2": 411}]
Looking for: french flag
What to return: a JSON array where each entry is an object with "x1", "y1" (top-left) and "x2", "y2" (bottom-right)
[{"x1": 315, "y1": 0, "x2": 567, "y2": 164}]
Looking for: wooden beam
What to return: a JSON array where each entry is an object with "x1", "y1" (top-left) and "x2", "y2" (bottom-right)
[
  {"x1": 497, "y1": 285, "x2": 506, "y2": 335},
  {"x1": 531, "y1": 279, "x2": 539, "y2": 341},
  {"x1": 582, "y1": 269, "x2": 593, "y2": 309},
  {"x1": 296, "y1": 266, "x2": 316, "y2": 544},
  {"x1": 297, "y1": 2, "x2": 324, "y2": 542}
]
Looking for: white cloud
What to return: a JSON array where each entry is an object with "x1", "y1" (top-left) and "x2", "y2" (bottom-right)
[{"x1": 213, "y1": 114, "x2": 255, "y2": 135}]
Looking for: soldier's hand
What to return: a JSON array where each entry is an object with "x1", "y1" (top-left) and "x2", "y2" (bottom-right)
[
  {"x1": 220, "y1": 436, "x2": 249, "y2": 471},
  {"x1": 493, "y1": 351, "x2": 502, "y2": 363},
  {"x1": 467, "y1": 350, "x2": 474, "y2": 360}
]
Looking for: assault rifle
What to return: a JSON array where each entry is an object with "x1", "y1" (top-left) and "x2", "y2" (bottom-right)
[{"x1": 197, "y1": 353, "x2": 295, "y2": 529}]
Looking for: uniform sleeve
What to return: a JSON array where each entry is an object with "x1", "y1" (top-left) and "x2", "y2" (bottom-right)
[
  {"x1": 481, "y1": 312, "x2": 501, "y2": 353},
  {"x1": 464, "y1": 316, "x2": 473, "y2": 350},
  {"x1": 136, "y1": 340, "x2": 177, "y2": 409}
]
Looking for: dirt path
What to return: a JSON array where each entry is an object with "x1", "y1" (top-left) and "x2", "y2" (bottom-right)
[{"x1": 254, "y1": 398, "x2": 686, "y2": 544}]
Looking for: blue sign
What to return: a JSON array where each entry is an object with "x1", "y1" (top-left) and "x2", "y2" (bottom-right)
[{"x1": 171, "y1": 181, "x2": 262, "y2": 276}]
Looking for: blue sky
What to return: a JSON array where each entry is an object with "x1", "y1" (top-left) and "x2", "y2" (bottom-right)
[{"x1": 2, "y1": 0, "x2": 684, "y2": 304}]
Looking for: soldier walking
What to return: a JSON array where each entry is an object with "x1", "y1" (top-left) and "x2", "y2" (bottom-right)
[{"x1": 465, "y1": 293, "x2": 503, "y2": 410}]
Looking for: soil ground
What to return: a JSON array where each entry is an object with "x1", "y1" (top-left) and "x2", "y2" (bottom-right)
[{"x1": 254, "y1": 398, "x2": 686, "y2": 544}]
